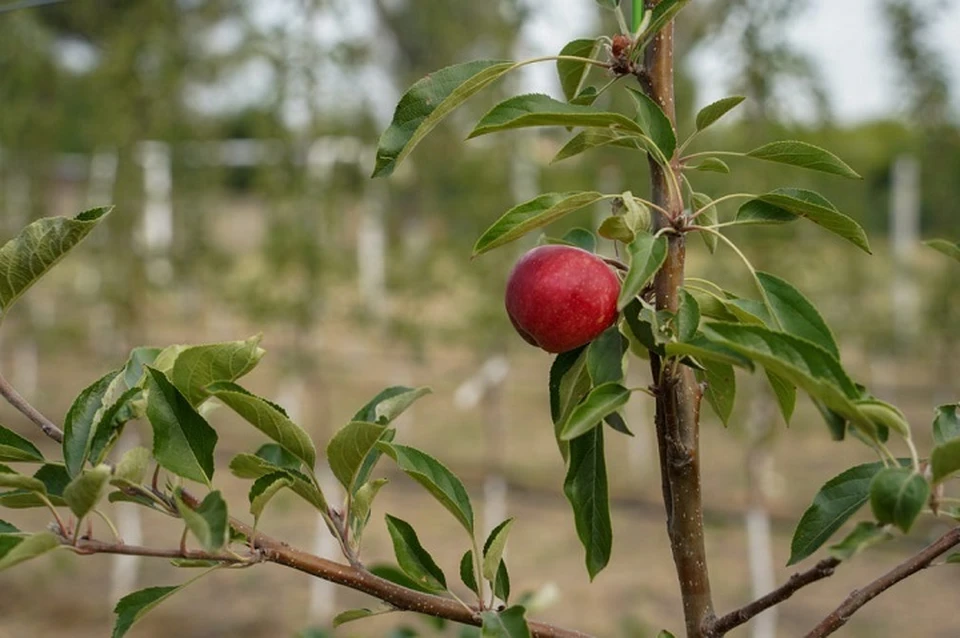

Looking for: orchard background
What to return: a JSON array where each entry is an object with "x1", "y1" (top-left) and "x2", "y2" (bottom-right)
[{"x1": 1, "y1": 1, "x2": 959, "y2": 637}]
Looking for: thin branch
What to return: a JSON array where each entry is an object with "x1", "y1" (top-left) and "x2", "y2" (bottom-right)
[
  {"x1": 0, "y1": 372, "x2": 64, "y2": 443},
  {"x1": 707, "y1": 558, "x2": 841, "y2": 636},
  {"x1": 68, "y1": 538, "x2": 254, "y2": 564},
  {"x1": 804, "y1": 527, "x2": 960, "y2": 638}
]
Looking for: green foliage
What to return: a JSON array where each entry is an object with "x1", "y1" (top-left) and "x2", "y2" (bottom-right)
[
  {"x1": 482, "y1": 518, "x2": 514, "y2": 582},
  {"x1": 924, "y1": 239, "x2": 960, "y2": 263},
  {"x1": 563, "y1": 426, "x2": 611, "y2": 580},
  {"x1": 63, "y1": 465, "x2": 111, "y2": 520},
  {"x1": 556, "y1": 39, "x2": 600, "y2": 101},
  {"x1": 933, "y1": 404, "x2": 960, "y2": 445},
  {"x1": 384, "y1": 514, "x2": 447, "y2": 593},
  {"x1": 869, "y1": 469, "x2": 929, "y2": 533},
  {"x1": 112, "y1": 577, "x2": 216, "y2": 638},
  {"x1": 473, "y1": 192, "x2": 604, "y2": 256},
  {"x1": 828, "y1": 522, "x2": 893, "y2": 561},
  {"x1": 694, "y1": 96, "x2": 746, "y2": 132},
  {"x1": 170, "y1": 336, "x2": 265, "y2": 406},
  {"x1": 560, "y1": 383, "x2": 632, "y2": 441},
  {"x1": 469, "y1": 94, "x2": 645, "y2": 140},
  {"x1": 175, "y1": 490, "x2": 229, "y2": 552},
  {"x1": 0, "y1": 425, "x2": 44, "y2": 463},
  {"x1": 617, "y1": 232, "x2": 668, "y2": 310},
  {"x1": 0, "y1": 531, "x2": 58, "y2": 572},
  {"x1": 744, "y1": 141, "x2": 862, "y2": 179},
  {"x1": 480, "y1": 606, "x2": 531, "y2": 638}
]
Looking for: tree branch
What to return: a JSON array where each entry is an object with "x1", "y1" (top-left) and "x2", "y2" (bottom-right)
[
  {"x1": 706, "y1": 558, "x2": 841, "y2": 636},
  {"x1": 4, "y1": 371, "x2": 593, "y2": 638},
  {"x1": 804, "y1": 527, "x2": 960, "y2": 638}
]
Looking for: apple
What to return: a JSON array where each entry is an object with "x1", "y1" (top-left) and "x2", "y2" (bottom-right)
[{"x1": 505, "y1": 244, "x2": 621, "y2": 353}]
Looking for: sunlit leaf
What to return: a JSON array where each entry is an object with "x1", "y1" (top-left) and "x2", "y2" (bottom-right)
[
  {"x1": 617, "y1": 231, "x2": 667, "y2": 310},
  {"x1": 625, "y1": 87, "x2": 676, "y2": 159},
  {"x1": 384, "y1": 514, "x2": 447, "y2": 592},
  {"x1": 869, "y1": 468, "x2": 929, "y2": 533},
  {"x1": 694, "y1": 96, "x2": 746, "y2": 131},
  {"x1": 469, "y1": 94, "x2": 645, "y2": 139},
  {"x1": 557, "y1": 39, "x2": 600, "y2": 101},
  {"x1": 473, "y1": 192, "x2": 604, "y2": 256},
  {"x1": 745, "y1": 140, "x2": 861, "y2": 179}
]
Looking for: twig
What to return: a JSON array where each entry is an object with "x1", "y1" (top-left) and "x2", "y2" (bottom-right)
[
  {"x1": 805, "y1": 527, "x2": 960, "y2": 637},
  {"x1": 0, "y1": 372, "x2": 64, "y2": 443},
  {"x1": 707, "y1": 558, "x2": 841, "y2": 636},
  {"x1": 67, "y1": 538, "x2": 254, "y2": 564}
]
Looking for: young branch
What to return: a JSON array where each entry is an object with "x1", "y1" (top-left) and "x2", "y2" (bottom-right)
[
  {"x1": 4, "y1": 368, "x2": 593, "y2": 638},
  {"x1": 706, "y1": 558, "x2": 841, "y2": 636},
  {"x1": 804, "y1": 527, "x2": 960, "y2": 638}
]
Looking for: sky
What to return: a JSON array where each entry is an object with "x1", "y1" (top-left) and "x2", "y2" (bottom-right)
[{"x1": 522, "y1": 0, "x2": 960, "y2": 124}]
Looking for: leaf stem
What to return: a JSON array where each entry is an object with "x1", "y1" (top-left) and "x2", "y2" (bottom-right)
[
  {"x1": 688, "y1": 193, "x2": 756, "y2": 223},
  {"x1": 92, "y1": 508, "x2": 122, "y2": 543},
  {"x1": 38, "y1": 493, "x2": 67, "y2": 537},
  {"x1": 680, "y1": 150, "x2": 745, "y2": 163}
]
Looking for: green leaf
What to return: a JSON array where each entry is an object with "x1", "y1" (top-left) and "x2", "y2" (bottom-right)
[
  {"x1": 562, "y1": 228, "x2": 596, "y2": 253},
  {"x1": 828, "y1": 522, "x2": 893, "y2": 561},
  {"x1": 563, "y1": 426, "x2": 611, "y2": 579},
  {"x1": 869, "y1": 468, "x2": 929, "y2": 533},
  {"x1": 145, "y1": 368, "x2": 218, "y2": 486},
  {"x1": 639, "y1": 0, "x2": 684, "y2": 44},
  {"x1": 597, "y1": 215, "x2": 636, "y2": 244},
  {"x1": 551, "y1": 129, "x2": 648, "y2": 164},
  {"x1": 112, "y1": 447, "x2": 151, "y2": 486},
  {"x1": 698, "y1": 361, "x2": 736, "y2": 426},
  {"x1": 557, "y1": 39, "x2": 599, "y2": 101},
  {"x1": 664, "y1": 335, "x2": 753, "y2": 369},
  {"x1": 736, "y1": 189, "x2": 870, "y2": 253},
  {"x1": 691, "y1": 193, "x2": 718, "y2": 253},
  {"x1": 0, "y1": 531, "x2": 58, "y2": 571},
  {"x1": 228, "y1": 454, "x2": 326, "y2": 511},
  {"x1": 112, "y1": 579, "x2": 213, "y2": 638},
  {"x1": 373, "y1": 60, "x2": 515, "y2": 178},
  {"x1": 482, "y1": 518, "x2": 515, "y2": 582},
  {"x1": 0, "y1": 425, "x2": 43, "y2": 463},
  {"x1": 207, "y1": 381, "x2": 316, "y2": 468},
  {"x1": 350, "y1": 478, "x2": 388, "y2": 542},
  {"x1": 789, "y1": 462, "x2": 886, "y2": 565},
  {"x1": 175, "y1": 489, "x2": 228, "y2": 552},
  {"x1": 745, "y1": 140, "x2": 861, "y2": 179},
  {"x1": 617, "y1": 231, "x2": 668, "y2": 310},
  {"x1": 170, "y1": 335, "x2": 265, "y2": 406},
  {"x1": 469, "y1": 94, "x2": 645, "y2": 139},
  {"x1": 377, "y1": 442, "x2": 474, "y2": 535},
  {"x1": 595, "y1": 0, "x2": 619, "y2": 9},
  {"x1": 481, "y1": 606, "x2": 531, "y2": 638},
  {"x1": 924, "y1": 239, "x2": 960, "y2": 263},
  {"x1": 692, "y1": 158, "x2": 731, "y2": 174},
  {"x1": 676, "y1": 289, "x2": 700, "y2": 342},
  {"x1": 560, "y1": 383, "x2": 631, "y2": 441},
  {"x1": 384, "y1": 514, "x2": 447, "y2": 592},
  {"x1": 0, "y1": 206, "x2": 111, "y2": 317},
  {"x1": 766, "y1": 371, "x2": 797, "y2": 424},
  {"x1": 657, "y1": 632, "x2": 677, "y2": 638},
  {"x1": 493, "y1": 560, "x2": 510, "y2": 603},
  {"x1": 369, "y1": 386, "x2": 432, "y2": 425},
  {"x1": 460, "y1": 549, "x2": 480, "y2": 596},
  {"x1": 625, "y1": 87, "x2": 676, "y2": 159},
  {"x1": 327, "y1": 421, "x2": 388, "y2": 492},
  {"x1": 695, "y1": 96, "x2": 746, "y2": 131},
  {"x1": 586, "y1": 327, "x2": 625, "y2": 386},
  {"x1": 63, "y1": 465, "x2": 111, "y2": 519},
  {"x1": 0, "y1": 468, "x2": 46, "y2": 492},
  {"x1": 549, "y1": 347, "x2": 590, "y2": 461},
  {"x1": 0, "y1": 520, "x2": 18, "y2": 534},
  {"x1": 473, "y1": 191, "x2": 604, "y2": 256},
  {"x1": 63, "y1": 370, "x2": 119, "y2": 477},
  {"x1": 571, "y1": 85, "x2": 599, "y2": 106},
  {"x1": 933, "y1": 404, "x2": 960, "y2": 445},
  {"x1": 88, "y1": 386, "x2": 142, "y2": 466},
  {"x1": 254, "y1": 443, "x2": 301, "y2": 470},
  {"x1": 333, "y1": 609, "x2": 381, "y2": 628},
  {"x1": 857, "y1": 400, "x2": 910, "y2": 439},
  {"x1": 249, "y1": 471, "x2": 293, "y2": 521},
  {"x1": 603, "y1": 412, "x2": 633, "y2": 436},
  {"x1": 931, "y1": 439, "x2": 960, "y2": 484},
  {"x1": 368, "y1": 563, "x2": 433, "y2": 594},
  {"x1": 755, "y1": 272, "x2": 839, "y2": 357},
  {"x1": 0, "y1": 463, "x2": 69, "y2": 508}
]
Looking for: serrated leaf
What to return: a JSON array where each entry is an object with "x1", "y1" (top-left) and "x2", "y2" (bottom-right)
[
  {"x1": 333, "y1": 609, "x2": 380, "y2": 628},
  {"x1": 460, "y1": 549, "x2": 480, "y2": 595},
  {"x1": 931, "y1": 439, "x2": 960, "y2": 484},
  {"x1": 698, "y1": 360, "x2": 736, "y2": 426},
  {"x1": 254, "y1": 443, "x2": 301, "y2": 470},
  {"x1": 933, "y1": 404, "x2": 960, "y2": 445},
  {"x1": 0, "y1": 425, "x2": 43, "y2": 463},
  {"x1": 249, "y1": 471, "x2": 293, "y2": 521},
  {"x1": 745, "y1": 140, "x2": 861, "y2": 179},
  {"x1": 481, "y1": 606, "x2": 531, "y2": 638},
  {"x1": 351, "y1": 478, "x2": 388, "y2": 542},
  {"x1": 207, "y1": 381, "x2": 315, "y2": 468},
  {"x1": 789, "y1": 462, "x2": 886, "y2": 565},
  {"x1": 371, "y1": 386, "x2": 432, "y2": 424},
  {"x1": 63, "y1": 370, "x2": 119, "y2": 477},
  {"x1": 469, "y1": 94, "x2": 645, "y2": 139},
  {"x1": 869, "y1": 468, "x2": 929, "y2": 533},
  {"x1": 551, "y1": 129, "x2": 649, "y2": 164},
  {"x1": 597, "y1": 215, "x2": 635, "y2": 243},
  {"x1": 692, "y1": 157, "x2": 731, "y2": 174},
  {"x1": 228, "y1": 454, "x2": 326, "y2": 511},
  {"x1": 367, "y1": 563, "x2": 434, "y2": 594},
  {"x1": 145, "y1": 368, "x2": 217, "y2": 486},
  {"x1": 924, "y1": 239, "x2": 960, "y2": 263},
  {"x1": 766, "y1": 371, "x2": 797, "y2": 424},
  {"x1": 560, "y1": 383, "x2": 631, "y2": 441},
  {"x1": 736, "y1": 189, "x2": 870, "y2": 253},
  {"x1": 482, "y1": 518, "x2": 515, "y2": 582},
  {"x1": 112, "y1": 577, "x2": 214, "y2": 638},
  {"x1": 473, "y1": 191, "x2": 604, "y2": 256},
  {"x1": 0, "y1": 207, "x2": 111, "y2": 317},
  {"x1": 571, "y1": 85, "x2": 599, "y2": 106},
  {"x1": 384, "y1": 514, "x2": 447, "y2": 592},
  {"x1": 373, "y1": 60, "x2": 515, "y2": 178},
  {"x1": 639, "y1": 0, "x2": 683, "y2": 44},
  {"x1": 586, "y1": 327, "x2": 625, "y2": 386},
  {"x1": 557, "y1": 39, "x2": 599, "y2": 101},
  {"x1": 664, "y1": 335, "x2": 753, "y2": 369},
  {"x1": 625, "y1": 87, "x2": 676, "y2": 159},
  {"x1": 828, "y1": 521, "x2": 893, "y2": 560},
  {"x1": 617, "y1": 231, "x2": 667, "y2": 310},
  {"x1": 676, "y1": 289, "x2": 700, "y2": 342},
  {"x1": 691, "y1": 193, "x2": 718, "y2": 253},
  {"x1": 169, "y1": 336, "x2": 264, "y2": 406},
  {"x1": 88, "y1": 386, "x2": 142, "y2": 466},
  {"x1": 175, "y1": 489, "x2": 228, "y2": 552},
  {"x1": 377, "y1": 443, "x2": 474, "y2": 535},
  {"x1": 756, "y1": 271, "x2": 839, "y2": 358},
  {"x1": 113, "y1": 447, "x2": 151, "y2": 486},
  {"x1": 327, "y1": 421, "x2": 387, "y2": 492},
  {"x1": 0, "y1": 463, "x2": 69, "y2": 508},
  {"x1": 695, "y1": 96, "x2": 746, "y2": 131},
  {"x1": 0, "y1": 531, "x2": 58, "y2": 571},
  {"x1": 563, "y1": 426, "x2": 611, "y2": 579},
  {"x1": 63, "y1": 464, "x2": 111, "y2": 519}
]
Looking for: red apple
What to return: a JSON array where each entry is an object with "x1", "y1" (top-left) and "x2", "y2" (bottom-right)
[{"x1": 505, "y1": 245, "x2": 621, "y2": 353}]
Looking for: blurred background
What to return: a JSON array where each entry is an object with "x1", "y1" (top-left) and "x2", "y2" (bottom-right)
[{"x1": 0, "y1": 0, "x2": 959, "y2": 636}]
